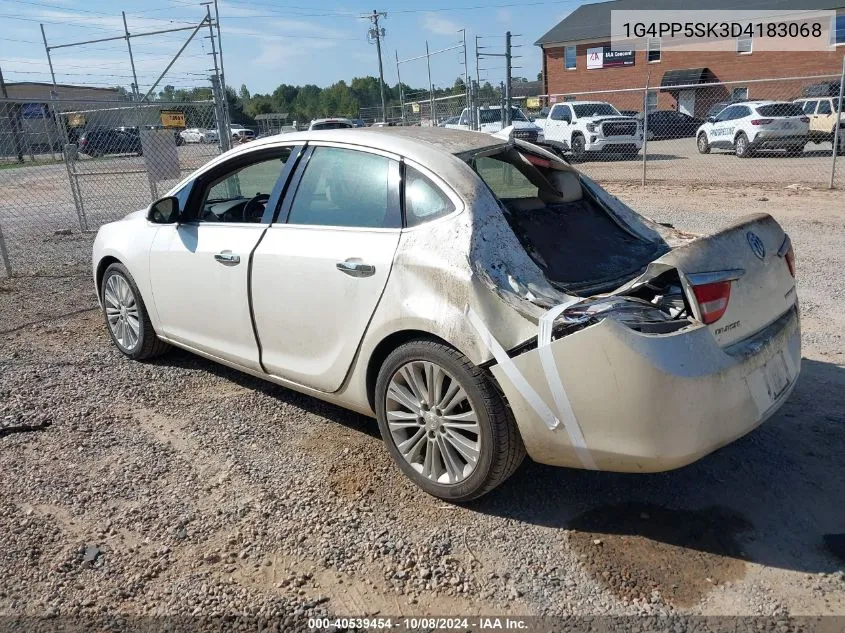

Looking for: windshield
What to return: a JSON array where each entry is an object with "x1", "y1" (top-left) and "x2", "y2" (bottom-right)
[
  {"x1": 572, "y1": 103, "x2": 621, "y2": 117},
  {"x1": 311, "y1": 121, "x2": 353, "y2": 130},
  {"x1": 756, "y1": 103, "x2": 806, "y2": 117},
  {"x1": 479, "y1": 108, "x2": 529, "y2": 124}
]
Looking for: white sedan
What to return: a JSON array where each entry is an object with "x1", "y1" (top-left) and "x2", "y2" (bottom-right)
[
  {"x1": 179, "y1": 128, "x2": 219, "y2": 144},
  {"x1": 93, "y1": 128, "x2": 800, "y2": 501}
]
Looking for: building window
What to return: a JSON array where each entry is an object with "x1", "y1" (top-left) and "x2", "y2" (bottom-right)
[
  {"x1": 736, "y1": 36, "x2": 752, "y2": 54},
  {"x1": 835, "y1": 13, "x2": 845, "y2": 45},
  {"x1": 647, "y1": 38, "x2": 661, "y2": 63},
  {"x1": 732, "y1": 87, "x2": 749, "y2": 101},
  {"x1": 646, "y1": 90, "x2": 658, "y2": 111},
  {"x1": 564, "y1": 46, "x2": 576, "y2": 70}
]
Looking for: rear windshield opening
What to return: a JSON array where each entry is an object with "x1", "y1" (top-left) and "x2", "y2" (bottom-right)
[
  {"x1": 756, "y1": 103, "x2": 806, "y2": 117},
  {"x1": 471, "y1": 147, "x2": 666, "y2": 293},
  {"x1": 311, "y1": 122, "x2": 353, "y2": 130}
]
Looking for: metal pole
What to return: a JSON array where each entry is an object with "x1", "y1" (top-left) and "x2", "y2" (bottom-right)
[
  {"x1": 505, "y1": 31, "x2": 512, "y2": 126},
  {"x1": 374, "y1": 11, "x2": 387, "y2": 122},
  {"x1": 0, "y1": 223, "x2": 11, "y2": 278},
  {"x1": 396, "y1": 50, "x2": 406, "y2": 126},
  {"x1": 204, "y1": 7, "x2": 229, "y2": 152},
  {"x1": 40, "y1": 24, "x2": 57, "y2": 86},
  {"x1": 426, "y1": 41, "x2": 434, "y2": 125},
  {"x1": 460, "y1": 29, "x2": 470, "y2": 116},
  {"x1": 475, "y1": 36, "x2": 482, "y2": 130},
  {"x1": 829, "y1": 55, "x2": 845, "y2": 189},
  {"x1": 122, "y1": 12, "x2": 140, "y2": 101},
  {"x1": 210, "y1": 74, "x2": 229, "y2": 155},
  {"x1": 48, "y1": 24, "x2": 214, "y2": 51},
  {"x1": 641, "y1": 72, "x2": 651, "y2": 186},
  {"x1": 213, "y1": 0, "x2": 226, "y2": 91},
  {"x1": 142, "y1": 17, "x2": 208, "y2": 102}
]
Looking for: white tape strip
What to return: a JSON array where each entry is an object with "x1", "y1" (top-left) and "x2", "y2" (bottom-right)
[
  {"x1": 538, "y1": 301, "x2": 599, "y2": 470},
  {"x1": 465, "y1": 307, "x2": 561, "y2": 431}
]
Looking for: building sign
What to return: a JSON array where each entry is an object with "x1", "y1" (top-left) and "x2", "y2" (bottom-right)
[
  {"x1": 160, "y1": 110, "x2": 186, "y2": 128},
  {"x1": 526, "y1": 97, "x2": 541, "y2": 109},
  {"x1": 21, "y1": 103, "x2": 49, "y2": 119},
  {"x1": 587, "y1": 45, "x2": 635, "y2": 70}
]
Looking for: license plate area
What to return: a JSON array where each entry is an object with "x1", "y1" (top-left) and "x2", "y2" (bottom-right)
[{"x1": 763, "y1": 351, "x2": 791, "y2": 400}]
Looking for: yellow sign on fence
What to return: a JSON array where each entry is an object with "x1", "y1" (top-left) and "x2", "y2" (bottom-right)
[
  {"x1": 526, "y1": 97, "x2": 540, "y2": 109},
  {"x1": 411, "y1": 103, "x2": 420, "y2": 114},
  {"x1": 160, "y1": 110, "x2": 186, "y2": 128}
]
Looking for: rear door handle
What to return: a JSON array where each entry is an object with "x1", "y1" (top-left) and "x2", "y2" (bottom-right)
[
  {"x1": 214, "y1": 250, "x2": 240, "y2": 266},
  {"x1": 336, "y1": 259, "x2": 375, "y2": 278}
]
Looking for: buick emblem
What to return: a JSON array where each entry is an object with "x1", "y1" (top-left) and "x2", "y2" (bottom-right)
[{"x1": 747, "y1": 231, "x2": 766, "y2": 260}]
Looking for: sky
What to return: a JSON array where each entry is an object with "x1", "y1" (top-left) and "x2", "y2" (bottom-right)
[{"x1": 0, "y1": 0, "x2": 593, "y2": 97}]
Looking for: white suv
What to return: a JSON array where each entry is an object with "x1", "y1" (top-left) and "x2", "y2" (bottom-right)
[
  {"x1": 696, "y1": 101, "x2": 809, "y2": 157},
  {"x1": 538, "y1": 101, "x2": 641, "y2": 159},
  {"x1": 794, "y1": 96, "x2": 845, "y2": 152}
]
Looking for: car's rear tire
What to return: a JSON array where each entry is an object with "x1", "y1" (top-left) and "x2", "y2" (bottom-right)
[
  {"x1": 375, "y1": 339, "x2": 525, "y2": 503},
  {"x1": 101, "y1": 263, "x2": 170, "y2": 361},
  {"x1": 570, "y1": 133, "x2": 586, "y2": 161},
  {"x1": 734, "y1": 132, "x2": 751, "y2": 158},
  {"x1": 697, "y1": 133, "x2": 710, "y2": 154}
]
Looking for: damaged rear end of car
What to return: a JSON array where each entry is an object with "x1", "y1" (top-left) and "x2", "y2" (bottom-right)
[{"x1": 464, "y1": 140, "x2": 801, "y2": 472}]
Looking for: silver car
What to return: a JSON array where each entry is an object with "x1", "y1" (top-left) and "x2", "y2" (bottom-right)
[{"x1": 92, "y1": 128, "x2": 800, "y2": 501}]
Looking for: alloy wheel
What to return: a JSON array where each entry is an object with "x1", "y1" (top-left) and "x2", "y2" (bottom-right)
[
  {"x1": 385, "y1": 360, "x2": 481, "y2": 485},
  {"x1": 104, "y1": 274, "x2": 140, "y2": 351}
]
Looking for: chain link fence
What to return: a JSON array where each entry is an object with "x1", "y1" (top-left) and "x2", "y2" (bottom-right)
[
  {"x1": 1, "y1": 98, "x2": 220, "y2": 278},
  {"x1": 2, "y1": 73, "x2": 843, "y2": 281},
  {"x1": 533, "y1": 73, "x2": 845, "y2": 188}
]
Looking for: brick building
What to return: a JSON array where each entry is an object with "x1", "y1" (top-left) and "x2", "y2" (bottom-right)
[{"x1": 536, "y1": 0, "x2": 845, "y2": 117}]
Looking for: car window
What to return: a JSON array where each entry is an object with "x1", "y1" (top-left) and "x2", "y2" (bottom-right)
[
  {"x1": 199, "y1": 150, "x2": 291, "y2": 223},
  {"x1": 707, "y1": 103, "x2": 727, "y2": 118},
  {"x1": 756, "y1": 103, "x2": 806, "y2": 117},
  {"x1": 404, "y1": 166, "x2": 456, "y2": 227},
  {"x1": 551, "y1": 105, "x2": 570, "y2": 121},
  {"x1": 733, "y1": 106, "x2": 751, "y2": 119},
  {"x1": 801, "y1": 100, "x2": 818, "y2": 114},
  {"x1": 475, "y1": 155, "x2": 538, "y2": 200},
  {"x1": 287, "y1": 147, "x2": 400, "y2": 229},
  {"x1": 818, "y1": 100, "x2": 832, "y2": 115},
  {"x1": 715, "y1": 106, "x2": 736, "y2": 121},
  {"x1": 479, "y1": 109, "x2": 503, "y2": 124},
  {"x1": 310, "y1": 122, "x2": 353, "y2": 130}
]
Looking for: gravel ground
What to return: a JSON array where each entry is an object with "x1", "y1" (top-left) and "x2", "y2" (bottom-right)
[{"x1": 1, "y1": 182, "x2": 844, "y2": 631}]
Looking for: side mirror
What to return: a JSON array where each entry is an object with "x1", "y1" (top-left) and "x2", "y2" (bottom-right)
[
  {"x1": 706, "y1": 116, "x2": 716, "y2": 123},
  {"x1": 147, "y1": 196, "x2": 180, "y2": 224},
  {"x1": 529, "y1": 117, "x2": 535, "y2": 122}
]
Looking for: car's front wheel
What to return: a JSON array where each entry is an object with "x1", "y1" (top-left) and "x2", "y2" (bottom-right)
[
  {"x1": 570, "y1": 133, "x2": 586, "y2": 161},
  {"x1": 375, "y1": 340, "x2": 525, "y2": 502},
  {"x1": 697, "y1": 133, "x2": 710, "y2": 154},
  {"x1": 101, "y1": 263, "x2": 170, "y2": 361}
]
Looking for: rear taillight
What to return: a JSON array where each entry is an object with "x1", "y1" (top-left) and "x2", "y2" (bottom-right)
[
  {"x1": 692, "y1": 281, "x2": 732, "y2": 324},
  {"x1": 750, "y1": 119, "x2": 773, "y2": 126},
  {"x1": 785, "y1": 244, "x2": 796, "y2": 277}
]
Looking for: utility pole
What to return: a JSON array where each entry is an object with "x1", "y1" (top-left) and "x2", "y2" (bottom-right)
[
  {"x1": 122, "y1": 11, "x2": 140, "y2": 101},
  {"x1": 425, "y1": 41, "x2": 435, "y2": 125},
  {"x1": 363, "y1": 10, "x2": 388, "y2": 123},
  {"x1": 395, "y1": 50, "x2": 406, "y2": 126},
  {"x1": 204, "y1": 6, "x2": 229, "y2": 152},
  {"x1": 504, "y1": 31, "x2": 512, "y2": 126},
  {"x1": 459, "y1": 29, "x2": 470, "y2": 124}
]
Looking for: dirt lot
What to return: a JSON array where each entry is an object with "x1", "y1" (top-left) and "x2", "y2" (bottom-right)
[{"x1": 1, "y1": 182, "x2": 844, "y2": 630}]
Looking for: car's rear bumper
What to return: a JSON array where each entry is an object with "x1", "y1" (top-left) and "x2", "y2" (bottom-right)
[
  {"x1": 491, "y1": 304, "x2": 800, "y2": 472},
  {"x1": 752, "y1": 133, "x2": 808, "y2": 148}
]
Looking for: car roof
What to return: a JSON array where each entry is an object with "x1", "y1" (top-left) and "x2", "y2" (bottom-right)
[{"x1": 312, "y1": 118, "x2": 352, "y2": 123}]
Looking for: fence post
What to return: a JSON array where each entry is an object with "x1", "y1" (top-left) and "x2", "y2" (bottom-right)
[
  {"x1": 641, "y1": 72, "x2": 650, "y2": 186},
  {"x1": 830, "y1": 56, "x2": 845, "y2": 190},
  {"x1": 0, "y1": 222, "x2": 11, "y2": 278},
  {"x1": 61, "y1": 134, "x2": 88, "y2": 232}
]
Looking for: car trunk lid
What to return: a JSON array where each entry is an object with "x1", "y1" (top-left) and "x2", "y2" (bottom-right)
[{"x1": 653, "y1": 213, "x2": 796, "y2": 347}]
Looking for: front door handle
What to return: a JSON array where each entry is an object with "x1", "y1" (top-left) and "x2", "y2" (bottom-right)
[
  {"x1": 214, "y1": 250, "x2": 240, "y2": 266},
  {"x1": 336, "y1": 259, "x2": 375, "y2": 278}
]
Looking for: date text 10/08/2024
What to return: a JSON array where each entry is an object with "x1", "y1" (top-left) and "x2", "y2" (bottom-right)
[{"x1": 307, "y1": 617, "x2": 529, "y2": 630}]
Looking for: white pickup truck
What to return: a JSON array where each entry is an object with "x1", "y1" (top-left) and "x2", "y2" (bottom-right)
[
  {"x1": 536, "y1": 101, "x2": 642, "y2": 159},
  {"x1": 445, "y1": 106, "x2": 543, "y2": 144}
]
